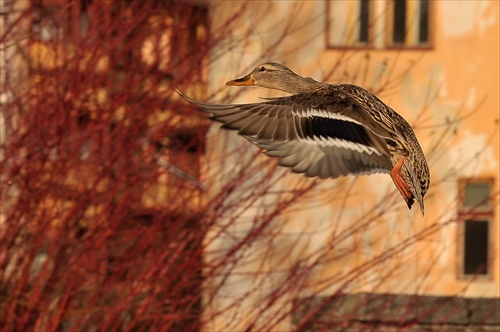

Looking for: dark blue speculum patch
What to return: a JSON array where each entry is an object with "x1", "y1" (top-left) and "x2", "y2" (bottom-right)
[{"x1": 306, "y1": 117, "x2": 373, "y2": 146}]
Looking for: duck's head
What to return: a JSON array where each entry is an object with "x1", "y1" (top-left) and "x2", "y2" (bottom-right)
[{"x1": 226, "y1": 62, "x2": 300, "y2": 91}]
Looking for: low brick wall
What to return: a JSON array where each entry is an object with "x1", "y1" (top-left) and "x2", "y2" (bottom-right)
[{"x1": 293, "y1": 293, "x2": 500, "y2": 331}]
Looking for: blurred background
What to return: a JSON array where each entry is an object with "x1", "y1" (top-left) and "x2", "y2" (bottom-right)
[{"x1": 1, "y1": 1, "x2": 498, "y2": 331}]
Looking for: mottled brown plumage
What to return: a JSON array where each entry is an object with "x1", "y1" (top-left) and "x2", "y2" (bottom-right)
[{"x1": 177, "y1": 62, "x2": 430, "y2": 214}]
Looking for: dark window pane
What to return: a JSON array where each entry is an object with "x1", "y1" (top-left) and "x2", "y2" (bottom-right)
[
  {"x1": 464, "y1": 220, "x2": 489, "y2": 275},
  {"x1": 393, "y1": 0, "x2": 406, "y2": 44},
  {"x1": 419, "y1": 0, "x2": 429, "y2": 43},
  {"x1": 359, "y1": 0, "x2": 370, "y2": 43}
]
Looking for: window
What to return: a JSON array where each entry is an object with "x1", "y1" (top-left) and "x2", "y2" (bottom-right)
[
  {"x1": 31, "y1": 0, "x2": 92, "y2": 42},
  {"x1": 388, "y1": 0, "x2": 431, "y2": 47},
  {"x1": 31, "y1": 4, "x2": 60, "y2": 41},
  {"x1": 463, "y1": 182, "x2": 492, "y2": 209},
  {"x1": 457, "y1": 179, "x2": 494, "y2": 278},
  {"x1": 327, "y1": 0, "x2": 373, "y2": 48},
  {"x1": 326, "y1": 0, "x2": 432, "y2": 49}
]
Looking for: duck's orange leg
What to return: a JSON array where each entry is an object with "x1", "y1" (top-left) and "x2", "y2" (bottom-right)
[{"x1": 390, "y1": 156, "x2": 414, "y2": 208}]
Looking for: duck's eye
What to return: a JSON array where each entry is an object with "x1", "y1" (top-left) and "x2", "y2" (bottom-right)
[{"x1": 259, "y1": 67, "x2": 266, "y2": 72}]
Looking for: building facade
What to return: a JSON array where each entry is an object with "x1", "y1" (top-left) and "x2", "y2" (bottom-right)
[{"x1": 204, "y1": 1, "x2": 499, "y2": 330}]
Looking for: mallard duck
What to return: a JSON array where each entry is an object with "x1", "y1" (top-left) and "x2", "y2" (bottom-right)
[{"x1": 178, "y1": 62, "x2": 430, "y2": 215}]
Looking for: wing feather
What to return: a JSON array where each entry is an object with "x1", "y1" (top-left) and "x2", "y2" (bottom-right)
[{"x1": 177, "y1": 88, "x2": 394, "y2": 179}]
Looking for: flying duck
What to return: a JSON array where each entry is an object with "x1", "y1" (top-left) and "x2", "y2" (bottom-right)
[{"x1": 177, "y1": 62, "x2": 430, "y2": 215}]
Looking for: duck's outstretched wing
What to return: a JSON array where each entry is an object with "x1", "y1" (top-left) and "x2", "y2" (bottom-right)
[{"x1": 177, "y1": 89, "x2": 393, "y2": 179}]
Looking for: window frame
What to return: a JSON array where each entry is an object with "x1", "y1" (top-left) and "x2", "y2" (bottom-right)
[{"x1": 456, "y1": 178, "x2": 495, "y2": 280}]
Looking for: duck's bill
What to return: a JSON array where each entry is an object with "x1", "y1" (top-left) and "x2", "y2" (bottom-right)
[{"x1": 226, "y1": 75, "x2": 255, "y2": 86}]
